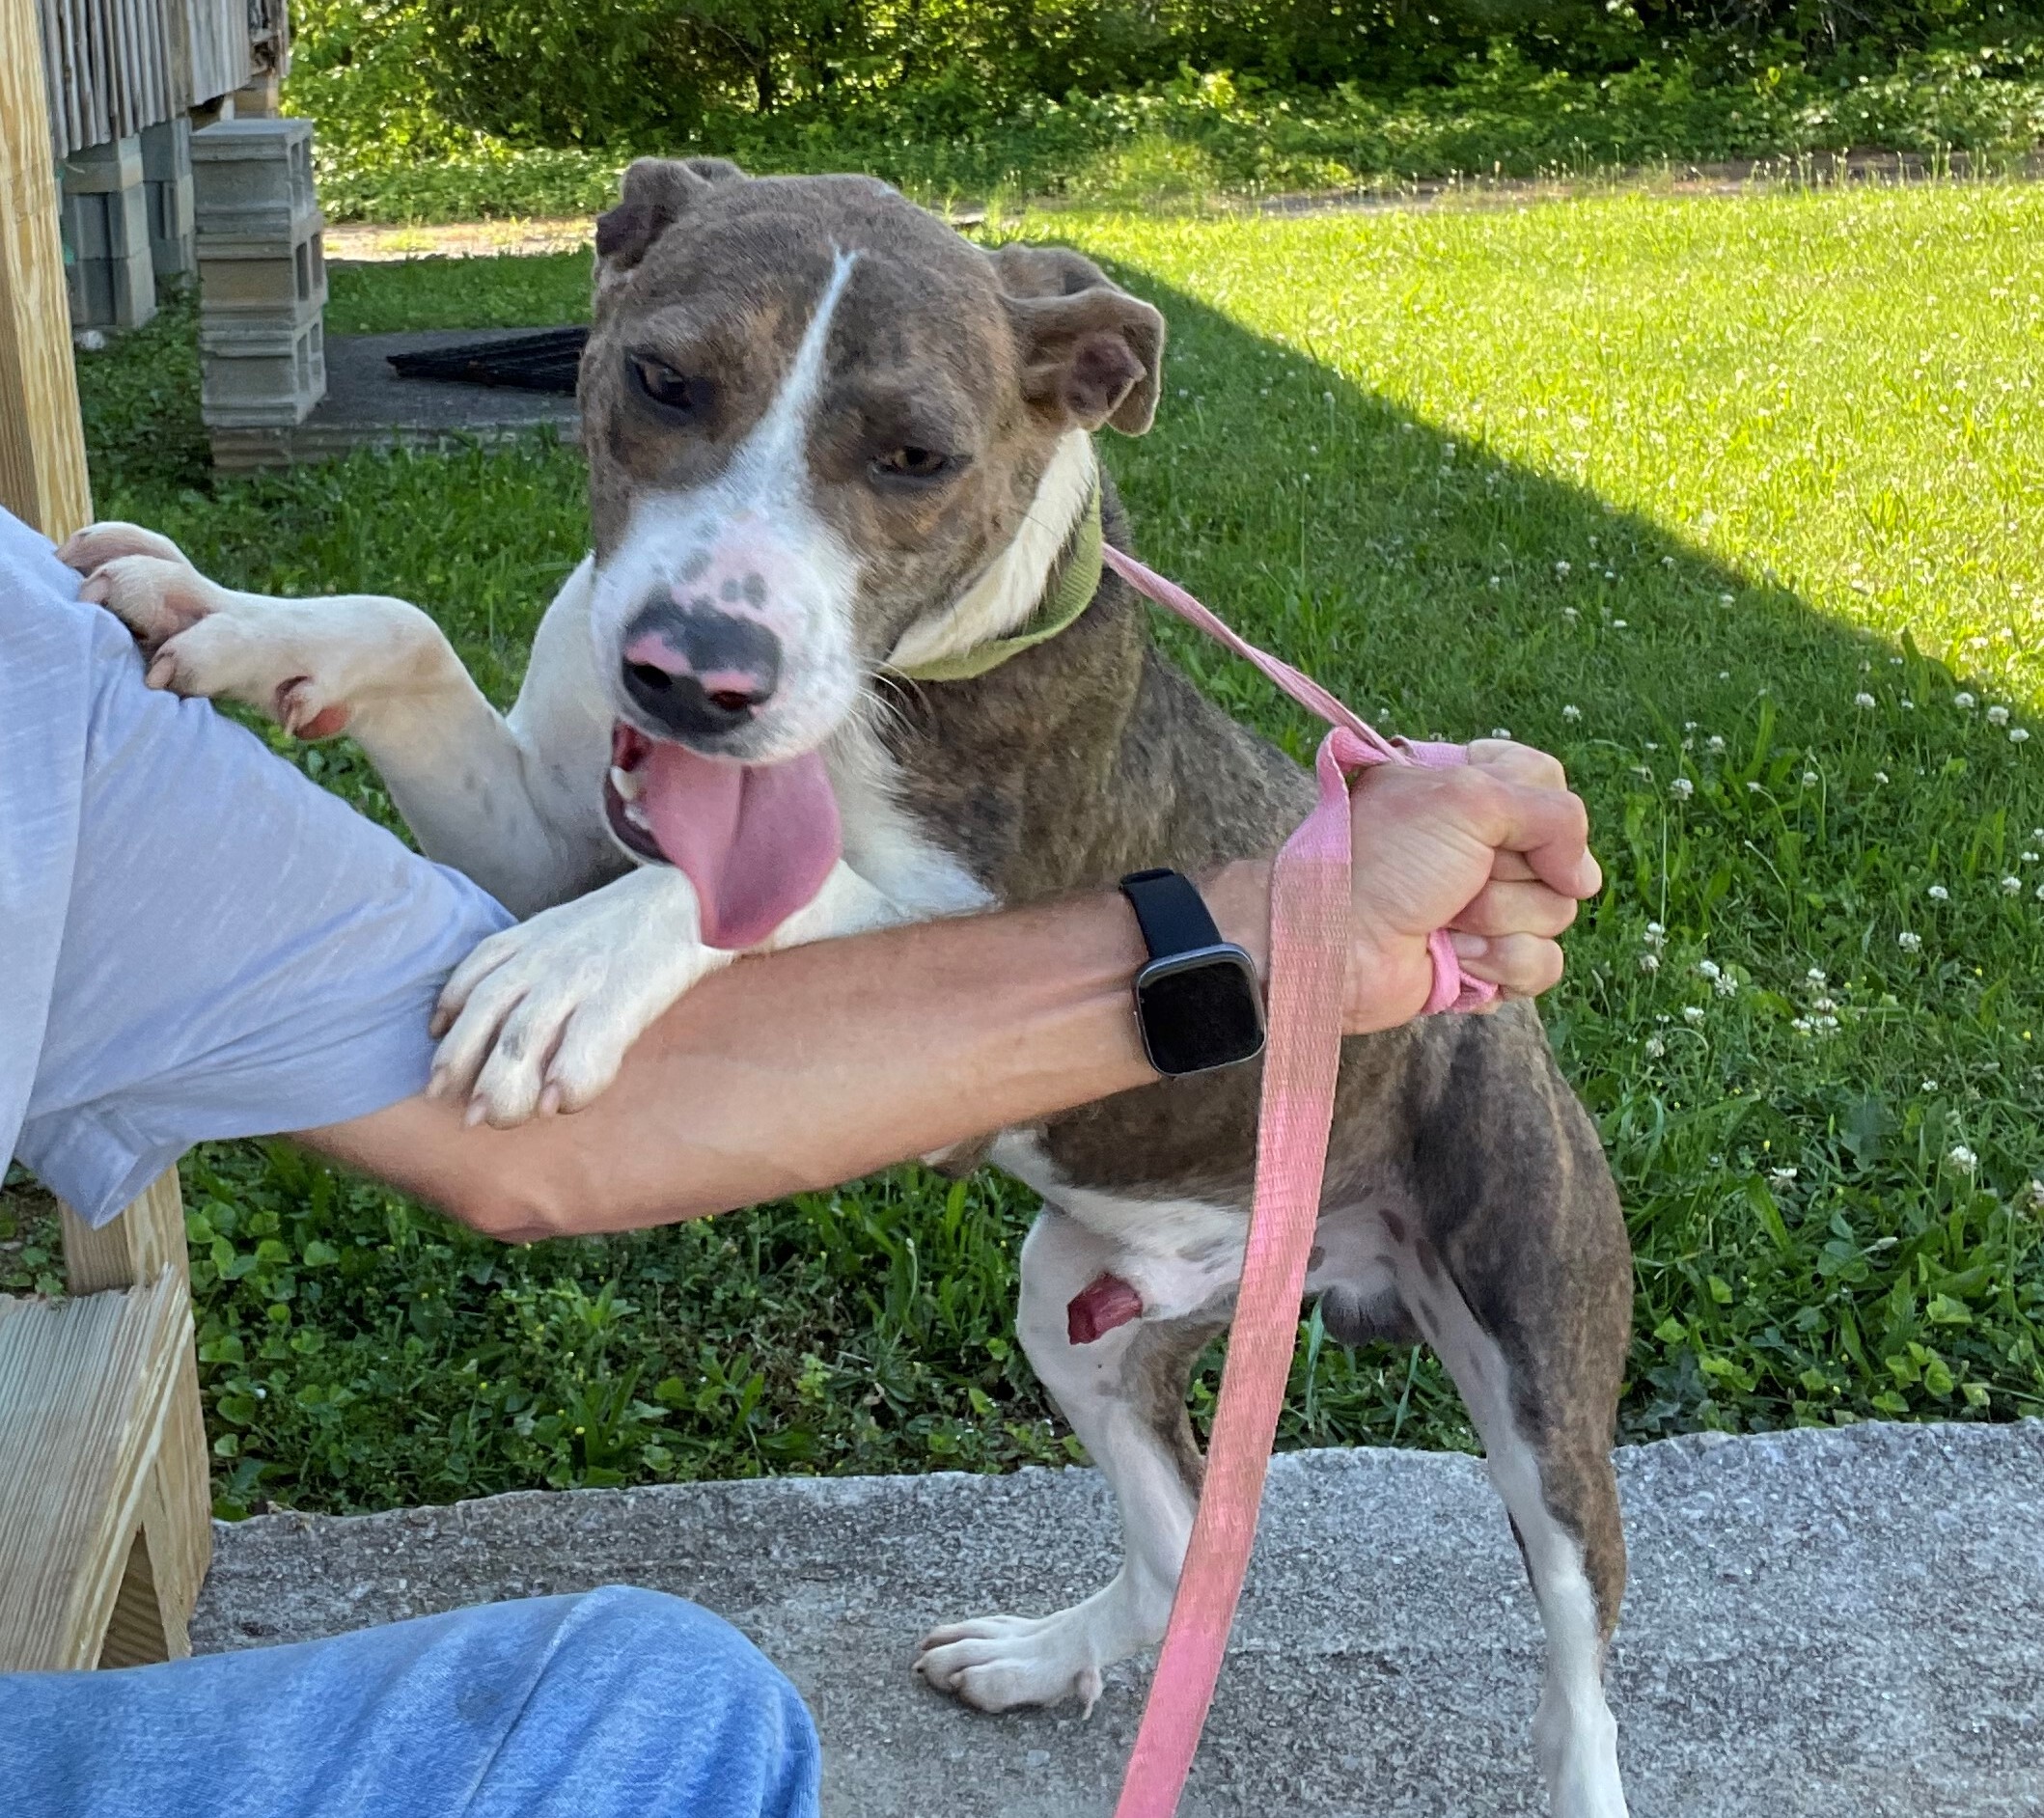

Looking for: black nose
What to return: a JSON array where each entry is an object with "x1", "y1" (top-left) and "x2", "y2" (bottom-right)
[{"x1": 620, "y1": 599, "x2": 782, "y2": 741}]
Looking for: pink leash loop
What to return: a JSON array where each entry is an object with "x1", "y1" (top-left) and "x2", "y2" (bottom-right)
[{"x1": 1099, "y1": 545, "x2": 1494, "y2": 1818}]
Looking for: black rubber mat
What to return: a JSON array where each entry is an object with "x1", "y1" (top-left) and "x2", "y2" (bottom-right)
[{"x1": 386, "y1": 326, "x2": 589, "y2": 394}]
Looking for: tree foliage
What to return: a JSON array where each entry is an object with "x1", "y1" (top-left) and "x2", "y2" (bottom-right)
[{"x1": 292, "y1": 0, "x2": 2044, "y2": 156}]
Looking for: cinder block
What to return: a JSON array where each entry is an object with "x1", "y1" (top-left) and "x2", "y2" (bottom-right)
[
  {"x1": 60, "y1": 148, "x2": 156, "y2": 329},
  {"x1": 199, "y1": 313, "x2": 325, "y2": 428},
  {"x1": 195, "y1": 228, "x2": 326, "y2": 316},
  {"x1": 140, "y1": 121, "x2": 196, "y2": 279},
  {"x1": 62, "y1": 136, "x2": 144, "y2": 194},
  {"x1": 191, "y1": 119, "x2": 318, "y2": 247}
]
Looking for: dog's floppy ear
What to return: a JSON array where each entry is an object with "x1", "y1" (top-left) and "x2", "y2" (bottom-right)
[
  {"x1": 990, "y1": 243, "x2": 1166, "y2": 435},
  {"x1": 594, "y1": 157, "x2": 746, "y2": 287}
]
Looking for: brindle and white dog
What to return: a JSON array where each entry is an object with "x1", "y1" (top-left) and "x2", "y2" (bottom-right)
[{"x1": 69, "y1": 159, "x2": 1633, "y2": 1815}]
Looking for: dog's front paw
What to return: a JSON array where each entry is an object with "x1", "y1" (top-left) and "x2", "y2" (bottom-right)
[
  {"x1": 58, "y1": 519, "x2": 193, "y2": 578},
  {"x1": 915, "y1": 1612, "x2": 1108, "y2": 1717},
  {"x1": 429, "y1": 869, "x2": 732, "y2": 1127},
  {"x1": 76, "y1": 553, "x2": 221, "y2": 654}
]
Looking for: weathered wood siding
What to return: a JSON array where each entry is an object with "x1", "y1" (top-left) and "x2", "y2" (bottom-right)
[{"x1": 38, "y1": 0, "x2": 258, "y2": 159}]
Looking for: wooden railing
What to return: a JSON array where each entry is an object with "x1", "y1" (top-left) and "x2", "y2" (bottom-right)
[
  {"x1": 2, "y1": 0, "x2": 213, "y2": 1673},
  {"x1": 0, "y1": 1173, "x2": 213, "y2": 1669}
]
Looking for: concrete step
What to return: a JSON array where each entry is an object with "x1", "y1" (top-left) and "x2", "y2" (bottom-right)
[{"x1": 192, "y1": 1420, "x2": 2044, "y2": 1817}]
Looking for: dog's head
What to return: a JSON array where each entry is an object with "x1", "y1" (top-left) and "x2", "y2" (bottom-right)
[{"x1": 580, "y1": 158, "x2": 1164, "y2": 946}]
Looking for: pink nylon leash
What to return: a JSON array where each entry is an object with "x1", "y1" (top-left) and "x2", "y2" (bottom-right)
[{"x1": 1098, "y1": 543, "x2": 1494, "y2": 1818}]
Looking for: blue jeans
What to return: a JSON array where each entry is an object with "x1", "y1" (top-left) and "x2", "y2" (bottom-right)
[{"x1": 0, "y1": 1586, "x2": 820, "y2": 1818}]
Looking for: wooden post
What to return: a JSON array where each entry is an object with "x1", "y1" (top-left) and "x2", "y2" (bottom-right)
[
  {"x1": 0, "y1": 0, "x2": 93, "y2": 538},
  {"x1": 63, "y1": 1173, "x2": 214, "y2": 1661}
]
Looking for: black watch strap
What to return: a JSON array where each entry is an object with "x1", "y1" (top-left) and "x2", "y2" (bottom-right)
[{"x1": 1119, "y1": 867, "x2": 1222, "y2": 960}]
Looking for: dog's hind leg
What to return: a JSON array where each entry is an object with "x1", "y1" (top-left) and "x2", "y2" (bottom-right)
[
  {"x1": 915, "y1": 1206, "x2": 1222, "y2": 1714},
  {"x1": 1389, "y1": 1208, "x2": 1631, "y2": 1818}
]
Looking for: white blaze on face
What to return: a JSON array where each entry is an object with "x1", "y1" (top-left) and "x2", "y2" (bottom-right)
[{"x1": 591, "y1": 248, "x2": 866, "y2": 763}]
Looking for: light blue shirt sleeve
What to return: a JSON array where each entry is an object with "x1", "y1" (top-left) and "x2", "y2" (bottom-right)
[{"x1": 0, "y1": 508, "x2": 512, "y2": 1226}]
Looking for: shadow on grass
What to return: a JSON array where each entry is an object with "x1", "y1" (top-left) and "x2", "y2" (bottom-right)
[
  {"x1": 67, "y1": 250, "x2": 2044, "y2": 1515},
  {"x1": 1104, "y1": 264, "x2": 2044, "y2": 1452}
]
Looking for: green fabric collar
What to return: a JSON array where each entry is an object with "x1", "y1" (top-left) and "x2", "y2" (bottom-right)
[{"x1": 894, "y1": 488, "x2": 1104, "y2": 683}]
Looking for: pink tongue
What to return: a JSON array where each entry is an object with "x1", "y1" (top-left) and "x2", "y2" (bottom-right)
[{"x1": 635, "y1": 743, "x2": 842, "y2": 950}]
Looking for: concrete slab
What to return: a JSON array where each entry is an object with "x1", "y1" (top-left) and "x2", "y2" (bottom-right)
[
  {"x1": 192, "y1": 1421, "x2": 2044, "y2": 1817},
  {"x1": 209, "y1": 329, "x2": 579, "y2": 469}
]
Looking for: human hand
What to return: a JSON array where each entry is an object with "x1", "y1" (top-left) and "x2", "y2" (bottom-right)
[{"x1": 1341, "y1": 739, "x2": 1600, "y2": 1033}]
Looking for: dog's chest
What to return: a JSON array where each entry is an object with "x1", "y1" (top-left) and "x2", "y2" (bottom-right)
[{"x1": 827, "y1": 720, "x2": 994, "y2": 919}]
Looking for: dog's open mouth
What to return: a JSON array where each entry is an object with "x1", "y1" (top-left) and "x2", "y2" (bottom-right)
[{"x1": 604, "y1": 721, "x2": 842, "y2": 950}]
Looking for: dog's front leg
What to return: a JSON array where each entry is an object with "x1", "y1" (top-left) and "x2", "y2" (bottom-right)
[
  {"x1": 432, "y1": 859, "x2": 899, "y2": 1126},
  {"x1": 65, "y1": 528, "x2": 613, "y2": 914}
]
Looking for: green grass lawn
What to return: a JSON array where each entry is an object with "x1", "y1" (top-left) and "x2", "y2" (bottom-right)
[{"x1": 14, "y1": 180, "x2": 2044, "y2": 1518}]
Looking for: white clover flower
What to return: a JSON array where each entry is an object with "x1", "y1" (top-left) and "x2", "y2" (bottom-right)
[
  {"x1": 1948, "y1": 1145, "x2": 1978, "y2": 1172},
  {"x1": 1874, "y1": 770, "x2": 1891, "y2": 784},
  {"x1": 1719, "y1": 593, "x2": 1734, "y2": 606},
  {"x1": 1714, "y1": 973, "x2": 1738, "y2": 997},
  {"x1": 1555, "y1": 560, "x2": 1572, "y2": 576},
  {"x1": 1698, "y1": 959, "x2": 1722, "y2": 979},
  {"x1": 1817, "y1": 1014, "x2": 1839, "y2": 1031},
  {"x1": 1707, "y1": 734, "x2": 1726, "y2": 753},
  {"x1": 1812, "y1": 997, "x2": 1837, "y2": 1014},
  {"x1": 2004, "y1": 876, "x2": 2024, "y2": 895},
  {"x1": 1901, "y1": 698, "x2": 1916, "y2": 710},
  {"x1": 1644, "y1": 922, "x2": 1667, "y2": 947},
  {"x1": 1613, "y1": 619, "x2": 1629, "y2": 629},
  {"x1": 1561, "y1": 703, "x2": 1582, "y2": 722},
  {"x1": 1605, "y1": 568, "x2": 1616, "y2": 580},
  {"x1": 1791, "y1": 1016, "x2": 1813, "y2": 1033},
  {"x1": 1955, "y1": 692, "x2": 1976, "y2": 709},
  {"x1": 1643, "y1": 1034, "x2": 1666, "y2": 1058},
  {"x1": 1663, "y1": 555, "x2": 1676, "y2": 567},
  {"x1": 1855, "y1": 692, "x2": 1877, "y2": 709},
  {"x1": 2012, "y1": 728, "x2": 2030, "y2": 745},
  {"x1": 1488, "y1": 575, "x2": 1503, "y2": 589},
  {"x1": 1770, "y1": 1166, "x2": 1798, "y2": 1185},
  {"x1": 2030, "y1": 1179, "x2": 2044, "y2": 1208},
  {"x1": 1562, "y1": 607, "x2": 1579, "y2": 621},
  {"x1": 1807, "y1": 968, "x2": 1827, "y2": 984},
  {"x1": 2025, "y1": 852, "x2": 2039, "y2": 864},
  {"x1": 1989, "y1": 704, "x2": 2010, "y2": 725},
  {"x1": 1719, "y1": 670, "x2": 1730, "y2": 679},
  {"x1": 1682, "y1": 1005, "x2": 1706, "y2": 1025},
  {"x1": 1639, "y1": 951, "x2": 1661, "y2": 974},
  {"x1": 1802, "y1": 770, "x2": 1819, "y2": 785},
  {"x1": 1492, "y1": 728, "x2": 1513, "y2": 739},
  {"x1": 1927, "y1": 885, "x2": 1949, "y2": 901},
  {"x1": 1747, "y1": 781, "x2": 1763, "y2": 793},
  {"x1": 1922, "y1": 1079, "x2": 1940, "y2": 1092},
  {"x1": 1670, "y1": 777, "x2": 1694, "y2": 800},
  {"x1": 1898, "y1": 930, "x2": 1922, "y2": 950}
]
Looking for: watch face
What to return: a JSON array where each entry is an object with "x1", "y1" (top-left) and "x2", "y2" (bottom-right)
[{"x1": 1135, "y1": 949, "x2": 1266, "y2": 1077}]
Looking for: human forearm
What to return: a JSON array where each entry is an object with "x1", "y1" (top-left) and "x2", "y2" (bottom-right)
[
  {"x1": 299, "y1": 881, "x2": 1187, "y2": 1239},
  {"x1": 301, "y1": 744, "x2": 1598, "y2": 1242}
]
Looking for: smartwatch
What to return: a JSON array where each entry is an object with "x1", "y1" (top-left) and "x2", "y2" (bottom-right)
[{"x1": 1119, "y1": 868, "x2": 1267, "y2": 1077}]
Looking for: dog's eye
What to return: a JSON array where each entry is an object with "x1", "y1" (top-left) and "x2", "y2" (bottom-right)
[
  {"x1": 629, "y1": 355, "x2": 710, "y2": 419},
  {"x1": 872, "y1": 445, "x2": 953, "y2": 482}
]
